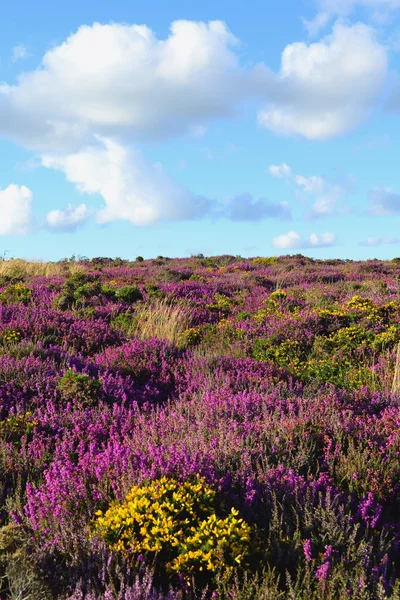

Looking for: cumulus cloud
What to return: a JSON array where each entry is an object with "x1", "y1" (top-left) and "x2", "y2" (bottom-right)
[
  {"x1": 0, "y1": 184, "x2": 33, "y2": 235},
  {"x1": 42, "y1": 138, "x2": 214, "y2": 226},
  {"x1": 269, "y1": 162, "x2": 349, "y2": 218},
  {"x1": 0, "y1": 21, "x2": 243, "y2": 152},
  {"x1": 306, "y1": 0, "x2": 400, "y2": 35},
  {"x1": 0, "y1": 19, "x2": 388, "y2": 231},
  {"x1": 257, "y1": 22, "x2": 387, "y2": 140},
  {"x1": 273, "y1": 230, "x2": 337, "y2": 249},
  {"x1": 42, "y1": 137, "x2": 290, "y2": 226},
  {"x1": 46, "y1": 203, "x2": 91, "y2": 232},
  {"x1": 368, "y1": 186, "x2": 400, "y2": 215},
  {"x1": 360, "y1": 235, "x2": 399, "y2": 246},
  {"x1": 0, "y1": 19, "x2": 388, "y2": 153},
  {"x1": 223, "y1": 194, "x2": 291, "y2": 221}
]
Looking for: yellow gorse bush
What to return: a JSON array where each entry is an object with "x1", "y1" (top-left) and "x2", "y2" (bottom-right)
[
  {"x1": 2, "y1": 329, "x2": 23, "y2": 344},
  {"x1": 92, "y1": 475, "x2": 252, "y2": 583},
  {"x1": 0, "y1": 412, "x2": 38, "y2": 440}
]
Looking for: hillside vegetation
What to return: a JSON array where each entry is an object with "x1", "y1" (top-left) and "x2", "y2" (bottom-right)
[{"x1": 1, "y1": 254, "x2": 400, "y2": 598}]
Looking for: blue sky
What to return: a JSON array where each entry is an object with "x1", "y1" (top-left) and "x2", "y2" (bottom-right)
[{"x1": 1, "y1": 0, "x2": 400, "y2": 260}]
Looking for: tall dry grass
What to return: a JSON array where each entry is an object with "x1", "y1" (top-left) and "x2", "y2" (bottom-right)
[
  {"x1": 131, "y1": 299, "x2": 194, "y2": 345},
  {"x1": 0, "y1": 259, "x2": 87, "y2": 278},
  {"x1": 392, "y1": 342, "x2": 400, "y2": 397}
]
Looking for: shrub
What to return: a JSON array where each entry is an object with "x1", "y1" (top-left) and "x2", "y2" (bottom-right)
[
  {"x1": 92, "y1": 476, "x2": 252, "y2": 587},
  {"x1": 251, "y1": 257, "x2": 279, "y2": 266},
  {"x1": 0, "y1": 412, "x2": 37, "y2": 443},
  {"x1": 179, "y1": 327, "x2": 203, "y2": 348},
  {"x1": 57, "y1": 369, "x2": 102, "y2": 406},
  {"x1": 115, "y1": 285, "x2": 143, "y2": 304},
  {"x1": 0, "y1": 525, "x2": 52, "y2": 600},
  {"x1": 0, "y1": 283, "x2": 32, "y2": 305},
  {"x1": 144, "y1": 284, "x2": 164, "y2": 300},
  {"x1": 111, "y1": 311, "x2": 134, "y2": 333},
  {"x1": 1, "y1": 330, "x2": 23, "y2": 345}
]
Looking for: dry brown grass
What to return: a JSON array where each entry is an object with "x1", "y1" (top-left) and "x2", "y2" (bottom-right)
[
  {"x1": 392, "y1": 342, "x2": 400, "y2": 396},
  {"x1": 0, "y1": 259, "x2": 87, "y2": 278},
  {"x1": 131, "y1": 299, "x2": 194, "y2": 345}
]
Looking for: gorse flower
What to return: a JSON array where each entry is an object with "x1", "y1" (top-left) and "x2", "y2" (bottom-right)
[
  {"x1": 2, "y1": 329, "x2": 23, "y2": 344},
  {"x1": 92, "y1": 475, "x2": 252, "y2": 584}
]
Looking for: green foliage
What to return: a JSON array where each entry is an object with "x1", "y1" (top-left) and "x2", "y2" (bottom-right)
[
  {"x1": 57, "y1": 369, "x2": 101, "y2": 406},
  {"x1": 0, "y1": 525, "x2": 52, "y2": 600},
  {"x1": 206, "y1": 294, "x2": 232, "y2": 314},
  {"x1": 0, "y1": 412, "x2": 37, "y2": 444},
  {"x1": 53, "y1": 273, "x2": 143, "y2": 309},
  {"x1": 0, "y1": 283, "x2": 32, "y2": 306},
  {"x1": 252, "y1": 338, "x2": 302, "y2": 373},
  {"x1": 180, "y1": 327, "x2": 203, "y2": 348},
  {"x1": 144, "y1": 283, "x2": 164, "y2": 299},
  {"x1": 237, "y1": 311, "x2": 252, "y2": 321},
  {"x1": 111, "y1": 311, "x2": 134, "y2": 333},
  {"x1": 115, "y1": 284, "x2": 143, "y2": 304},
  {"x1": 53, "y1": 273, "x2": 102, "y2": 310}
]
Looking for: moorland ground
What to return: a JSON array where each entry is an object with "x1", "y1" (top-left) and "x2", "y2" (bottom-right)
[{"x1": 1, "y1": 254, "x2": 400, "y2": 599}]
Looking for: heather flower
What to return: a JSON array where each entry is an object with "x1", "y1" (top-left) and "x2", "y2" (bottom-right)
[{"x1": 303, "y1": 539, "x2": 313, "y2": 563}]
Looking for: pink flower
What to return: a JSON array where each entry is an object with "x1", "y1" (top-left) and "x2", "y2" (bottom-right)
[{"x1": 303, "y1": 539, "x2": 313, "y2": 562}]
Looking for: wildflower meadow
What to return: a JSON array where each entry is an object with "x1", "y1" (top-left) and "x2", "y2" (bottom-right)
[{"x1": 1, "y1": 254, "x2": 400, "y2": 599}]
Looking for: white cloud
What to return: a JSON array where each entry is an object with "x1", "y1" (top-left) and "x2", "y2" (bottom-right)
[
  {"x1": 273, "y1": 230, "x2": 337, "y2": 249},
  {"x1": 0, "y1": 184, "x2": 33, "y2": 235},
  {"x1": 42, "y1": 138, "x2": 293, "y2": 226},
  {"x1": 0, "y1": 20, "x2": 388, "y2": 231},
  {"x1": 308, "y1": 232, "x2": 337, "y2": 246},
  {"x1": 303, "y1": 12, "x2": 331, "y2": 36},
  {"x1": 257, "y1": 21, "x2": 387, "y2": 140},
  {"x1": 11, "y1": 44, "x2": 30, "y2": 63},
  {"x1": 42, "y1": 137, "x2": 214, "y2": 226},
  {"x1": 0, "y1": 19, "x2": 388, "y2": 154},
  {"x1": 360, "y1": 235, "x2": 399, "y2": 246},
  {"x1": 319, "y1": 0, "x2": 400, "y2": 14},
  {"x1": 269, "y1": 162, "x2": 349, "y2": 218},
  {"x1": 368, "y1": 186, "x2": 400, "y2": 214},
  {"x1": 273, "y1": 230, "x2": 303, "y2": 249},
  {"x1": 307, "y1": 0, "x2": 400, "y2": 35},
  {"x1": 268, "y1": 163, "x2": 292, "y2": 178},
  {"x1": 0, "y1": 21, "x2": 243, "y2": 152},
  {"x1": 46, "y1": 203, "x2": 90, "y2": 232}
]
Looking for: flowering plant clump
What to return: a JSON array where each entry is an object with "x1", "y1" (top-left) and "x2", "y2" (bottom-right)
[
  {"x1": 180, "y1": 327, "x2": 203, "y2": 347},
  {"x1": 0, "y1": 412, "x2": 37, "y2": 442},
  {"x1": 0, "y1": 283, "x2": 32, "y2": 305},
  {"x1": 2, "y1": 329, "x2": 23, "y2": 344},
  {"x1": 57, "y1": 369, "x2": 102, "y2": 405},
  {"x1": 92, "y1": 475, "x2": 252, "y2": 585}
]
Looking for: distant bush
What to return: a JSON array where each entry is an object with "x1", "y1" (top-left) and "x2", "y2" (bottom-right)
[
  {"x1": 144, "y1": 283, "x2": 164, "y2": 299},
  {"x1": 0, "y1": 283, "x2": 32, "y2": 305},
  {"x1": 251, "y1": 257, "x2": 279, "y2": 266},
  {"x1": 115, "y1": 284, "x2": 142, "y2": 304}
]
